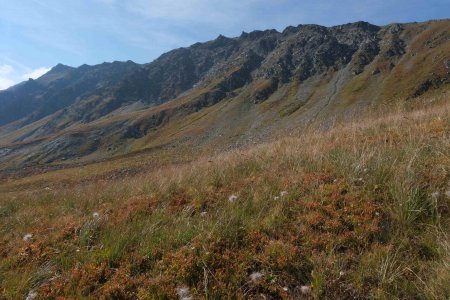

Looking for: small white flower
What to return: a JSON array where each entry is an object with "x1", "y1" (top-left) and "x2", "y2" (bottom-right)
[
  {"x1": 283, "y1": 287, "x2": 289, "y2": 291},
  {"x1": 23, "y1": 234, "x2": 33, "y2": 242},
  {"x1": 274, "y1": 196, "x2": 280, "y2": 200},
  {"x1": 92, "y1": 212, "x2": 100, "y2": 218},
  {"x1": 177, "y1": 286, "x2": 191, "y2": 300},
  {"x1": 250, "y1": 271, "x2": 263, "y2": 282},
  {"x1": 228, "y1": 195, "x2": 238, "y2": 202},
  {"x1": 280, "y1": 191, "x2": 288, "y2": 197},
  {"x1": 431, "y1": 191, "x2": 440, "y2": 199},
  {"x1": 300, "y1": 285, "x2": 311, "y2": 295},
  {"x1": 44, "y1": 187, "x2": 52, "y2": 191},
  {"x1": 200, "y1": 211, "x2": 207, "y2": 217},
  {"x1": 354, "y1": 177, "x2": 365, "y2": 186},
  {"x1": 339, "y1": 271, "x2": 345, "y2": 276},
  {"x1": 26, "y1": 290, "x2": 38, "y2": 300}
]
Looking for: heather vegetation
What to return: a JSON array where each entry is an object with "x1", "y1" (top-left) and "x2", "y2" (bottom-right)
[{"x1": 0, "y1": 100, "x2": 448, "y2": 299}]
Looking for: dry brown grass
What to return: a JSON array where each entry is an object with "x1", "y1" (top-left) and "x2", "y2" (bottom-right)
[{"x1": 0, "y1": 99, "x2": 449, "y2": 299}]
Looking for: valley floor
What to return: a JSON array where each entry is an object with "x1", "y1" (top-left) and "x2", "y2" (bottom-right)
[{"x1": 0, "y1": 99, "x2": 449, "y2": 299}]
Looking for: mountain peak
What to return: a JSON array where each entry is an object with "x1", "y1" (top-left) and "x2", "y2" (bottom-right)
[
  {"x1": 216, "y1": 34, "x2": 229, "y2": 40},
  {"x1": 35, "y1": 63, "x2": 74, "y2": 85},
  {"x1": 51, "y1": 63, "x2": 73, "y2": 72}
]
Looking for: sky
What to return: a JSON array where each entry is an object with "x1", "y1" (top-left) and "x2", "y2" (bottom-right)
[{"x1": 0, "y1": 0, "x2": 449, "y2": 90}]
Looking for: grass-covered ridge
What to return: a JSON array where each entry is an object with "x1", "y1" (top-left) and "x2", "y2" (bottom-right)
[{"x1": 0, "y1": 100, "x2": 449, "y2": 299}]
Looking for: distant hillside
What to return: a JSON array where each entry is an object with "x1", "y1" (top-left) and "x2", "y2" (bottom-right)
[{"x1": 0, "y1": 19, "x2": 448, "y2": 171}]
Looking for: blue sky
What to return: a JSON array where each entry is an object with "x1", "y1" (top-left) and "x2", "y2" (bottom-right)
[{"x1": 0, "y1": 0, "x2": 449, "y2": 90}]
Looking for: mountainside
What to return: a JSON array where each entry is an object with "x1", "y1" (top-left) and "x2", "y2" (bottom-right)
[
  {"x1": 0, "y1": 61, "x2": 140, "y2": 127},
  {"x1": 0, "y1": 19, "x2": 449, "y2": 172}
]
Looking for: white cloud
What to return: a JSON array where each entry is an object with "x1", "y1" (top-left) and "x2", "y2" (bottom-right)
[
  {"x1": 0, "y1": 64, "x2": 51, "y2": 90},
  {"x1": 22, "y1": 67, "x2": 51, "y2": 80},
  {"x1": 0, "y1": 77, "x2": 15, "y2": 90},
  {"x1": 0, "y1": 64, "x2": 15, "y2": 90}
]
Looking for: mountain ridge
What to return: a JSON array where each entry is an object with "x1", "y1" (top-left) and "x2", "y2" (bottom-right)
[{"x1": 0, "y1": 19, "x2": 448, "y2": 172}]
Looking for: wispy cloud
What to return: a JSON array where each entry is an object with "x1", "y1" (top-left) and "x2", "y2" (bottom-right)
[
  {"x1": 0, "y1": 64, "x2": 16, "y2": 90},
  {"x1": 0, "y1": 0, "x2": 448, "y2": 69},
  {"x1": 0, "y1": 65, "x2": 14, "y2": 76},
  {"x1": 122, "y1": 0, "x2": 275, "y2": 29},
  {"x1": 0, "y1": 64, "x2": 50, "y2": 90},
  {"x1": 0, "y1": 78, "x2": 15, "y2": 91},
  {"x1": 22, "y1": 67, "x2": 51, "y2": 80}
]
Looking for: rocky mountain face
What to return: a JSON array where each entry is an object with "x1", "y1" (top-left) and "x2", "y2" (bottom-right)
[
  {"x1": 0, "y1": 61, "x2": 140, "y2": 127},
  {"x1": 0, "y1": 20, "x2": 448, "y2": 171}
]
